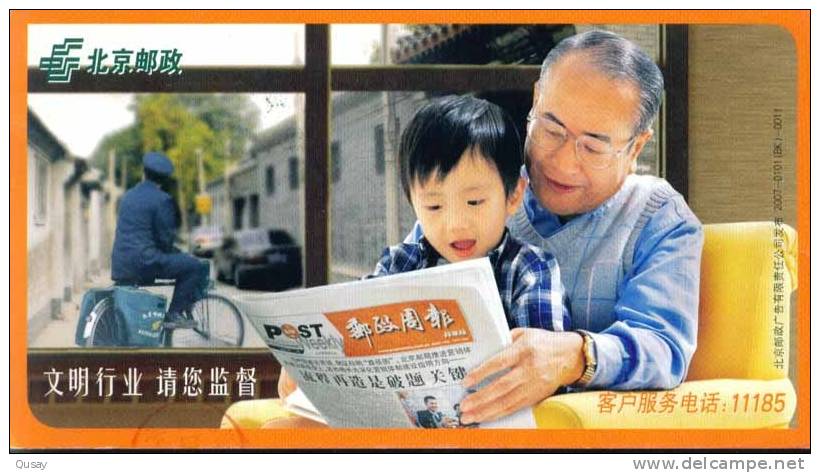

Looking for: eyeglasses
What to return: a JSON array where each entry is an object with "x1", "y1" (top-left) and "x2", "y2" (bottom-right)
[{"x1": 526, "y1": 111, "x2": 637, "y2": 170}]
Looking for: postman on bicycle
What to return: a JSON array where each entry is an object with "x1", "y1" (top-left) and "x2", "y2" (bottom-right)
[{"x1": 111, "y1": 151, "x2": 209, "y2": 329}]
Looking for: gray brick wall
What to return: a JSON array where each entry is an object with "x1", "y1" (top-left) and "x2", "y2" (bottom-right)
[
  {"x1": 329, "y1": 92, "x2": 427, "y2": 280},
  {"x1": 257, "y1": 133, "x2": 303, "y2": 247}
]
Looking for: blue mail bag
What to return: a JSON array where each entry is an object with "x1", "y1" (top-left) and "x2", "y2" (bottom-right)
[
  {"x1": 74, "y1": 286, "x2": 167, "y2": 347},
  {"x1": 114, "y1": 286, "x2": 167, "y2": 347}
]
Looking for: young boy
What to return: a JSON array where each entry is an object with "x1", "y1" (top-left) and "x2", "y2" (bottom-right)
[
  {"x1": 370, "y1": 95, "x2": 570, "y2": 332},
  {"x1": 276, "y1": 95, "x2": 570, "y2": 403}
]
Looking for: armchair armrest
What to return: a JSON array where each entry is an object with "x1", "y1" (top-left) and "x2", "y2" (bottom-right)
[
  {"x1": 533, "y1": 378, "x2": 796, "y2": 429},
  {"x1": 220, "y1": 398, "x2": 294, "y2": 430}
]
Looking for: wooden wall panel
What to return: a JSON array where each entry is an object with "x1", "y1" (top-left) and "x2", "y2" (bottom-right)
[{"x1": 688, "y1": 25, "x2": 797, "y2": 228}]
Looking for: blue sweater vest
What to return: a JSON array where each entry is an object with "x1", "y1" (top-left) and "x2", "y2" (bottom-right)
[{"x1": 508, "y1": 174, "x2": 681, "y2": 332}]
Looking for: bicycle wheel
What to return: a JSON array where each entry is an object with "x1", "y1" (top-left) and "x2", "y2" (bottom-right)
[
  {"x1": 166, "y1": 293, "x2": 244, "y2": 348},
  {"x1": 87, "y1": 297, "x2": 124, "y2": 347}
]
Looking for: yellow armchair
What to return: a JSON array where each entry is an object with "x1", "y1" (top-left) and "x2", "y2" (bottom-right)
[
  {"x1": 535, "y1": 221, "x2": 798, "y2": 428},
  {"x1": 221, "y1": 221, "x2": 798, "y2": 430}
]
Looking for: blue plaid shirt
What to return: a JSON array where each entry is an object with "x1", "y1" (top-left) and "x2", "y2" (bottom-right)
[{"x1": 369, "y1": 230, "x2": 570, "y2": 332}]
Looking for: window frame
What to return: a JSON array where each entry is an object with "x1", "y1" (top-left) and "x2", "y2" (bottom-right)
[
  {"x1": 249, "y1": 194, "x2": 260, "y2": 228},
  {"x1": 288, "y1": 156, "x2": 299, "y2": 190},
  {"x1": 265, "y1": 165, "x2": 275, "y2": 196},
  {"x1": 28, "y1": 24, "x2": 687, "y2": 287},
  {"x1": 374, "y1": 123, "x2": 385, "y2": 176},
  {"x1": 330, "y1": 141, "x2": 341, "y2": 184}
]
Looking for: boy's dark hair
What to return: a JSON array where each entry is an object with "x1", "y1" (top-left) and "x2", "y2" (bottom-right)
[{"x1": 399, "y1": 95, "x2": 522, "y2": 202}]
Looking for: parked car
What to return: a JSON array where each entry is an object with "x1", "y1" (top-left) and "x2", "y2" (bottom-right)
[
  {"x1": 214, "y1": 228, "x2": 303, "y2": 291},
  {"x1": 190, "y1": 225, "x2": 224, "y2": 257}
]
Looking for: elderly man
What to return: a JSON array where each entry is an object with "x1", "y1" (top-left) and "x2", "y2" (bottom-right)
[
  {"x1": 273, "y1": 30, "x2": 703, "y2": 428},
  {"x1": 457, "y1": 30, "x2": 703, "y2": 424}
]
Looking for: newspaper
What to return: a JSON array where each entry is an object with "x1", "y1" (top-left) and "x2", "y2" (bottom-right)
[{"x1": 233, "y1": 258, "x2": 535, "y2": 429}]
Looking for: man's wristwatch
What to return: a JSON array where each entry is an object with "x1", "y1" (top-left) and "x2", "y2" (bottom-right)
[{"x1": 574, "y1": 330, "x2": 597, "y2": 387}]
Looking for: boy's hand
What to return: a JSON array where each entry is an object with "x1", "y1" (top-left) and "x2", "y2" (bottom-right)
[
  {"x1": 277, "y1": 368, "x2": 297, "y2": 399},
  {"x1": 458, "y1": 328, "x2": 585, "y2": 424}
]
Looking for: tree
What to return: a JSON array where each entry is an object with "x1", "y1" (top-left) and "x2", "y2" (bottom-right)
[
  {"x1": 89, "y1": 123, "x2": 143, "y2": 189},
  {"x1": 89, "y1": 93, "x2": 261, "y2": 231},
  {"x1": 177, "y1": 94, "x2": 259, "y2": 161},
  {"x1": 136, "y1": 94, "x2": 215, "y2": 231}
]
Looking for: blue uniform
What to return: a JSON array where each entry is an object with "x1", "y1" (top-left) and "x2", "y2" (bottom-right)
[{"x1": 111, "y1": 180, "x2": 208, "y2": 314}]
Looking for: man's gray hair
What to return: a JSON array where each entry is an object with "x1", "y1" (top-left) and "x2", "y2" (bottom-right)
[{"x1": 539, "y1": 30, "x2": 664, "y2": 134}]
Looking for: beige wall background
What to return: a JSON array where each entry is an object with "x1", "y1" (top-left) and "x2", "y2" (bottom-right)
[{"x1": 688, "y1": 25, "x2": 797, "y2": 229}]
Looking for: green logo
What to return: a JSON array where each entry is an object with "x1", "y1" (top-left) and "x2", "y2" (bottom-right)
[
  {"x1": 39, "y1": 38, "x2": 184, "y2": 84},
  {"x1": 38, "y1": 38, "x2": 84, "y2": 83}
]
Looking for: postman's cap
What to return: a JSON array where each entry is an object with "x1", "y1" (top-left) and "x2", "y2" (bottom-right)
[{"x1": 143, "y1": 152, "x2": 174, "y2": 177}]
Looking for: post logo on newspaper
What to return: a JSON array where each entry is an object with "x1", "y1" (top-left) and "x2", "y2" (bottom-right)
[
  {"x1": 263, "y1": 321, "x2": 343, "y2": 354},
  {"x1": 325, "y1": 299, "x2": 473, "y2": 357}
]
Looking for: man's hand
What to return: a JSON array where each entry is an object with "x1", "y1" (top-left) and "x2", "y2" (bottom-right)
[
  {"x1": 442, "y1": 416, "x2": 459, "y2": 428},
  {"x1": 277, "y1": 368, "x2": 297, "y2": 399},
  {"x1": 459, "y1": 328, "x2": 585, "y2": 424}
]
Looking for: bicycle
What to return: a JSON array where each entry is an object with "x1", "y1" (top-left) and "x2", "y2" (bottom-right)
[{"x1": 77, "y1": 279, "x2": 244, "y2": 348}]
